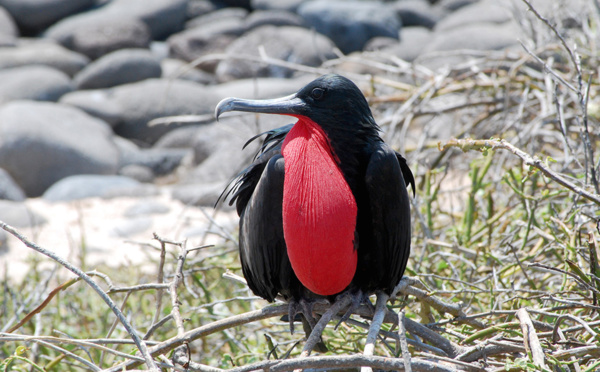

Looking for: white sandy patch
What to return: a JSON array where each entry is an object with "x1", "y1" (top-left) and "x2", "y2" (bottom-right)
[{"x1": 0, "y1": 189, "x2": 237, "y2": 283}]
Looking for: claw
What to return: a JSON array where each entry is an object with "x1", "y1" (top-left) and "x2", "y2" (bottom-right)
[
  {"x1": 288, "y1": 298, "x2": 328, "y2": 353},
  {"x1": 301, "y1": 299, "x2": 318, "y2": 329},
  {"x1": 335, "y1": 290, "x2": 369, "y2": 329},
  {"x1": 301, "y1": 294, "x2": 352, "y2": 357},
  {"x1": 287, "y1": 301, "x2": 299, "y2": 335}
]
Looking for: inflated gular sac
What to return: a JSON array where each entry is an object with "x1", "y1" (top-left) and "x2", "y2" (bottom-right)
[{"x1": 282, "y1": 116, "x2": 357, "y2": 296}]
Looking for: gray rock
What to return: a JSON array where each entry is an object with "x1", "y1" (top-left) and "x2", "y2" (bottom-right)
[
  {"x1": 74, "y1": 49, "x2": 161, "y2": 90},
  {"x1": 0, "y1": 101, "x2": 119, "y2": 196},
  {"x1": 0, "y1": 200, "x2": 46, "y2": 227},
  {"x1": 297, "y1": 1, "x2": 401, "y2": 54},
  {"x1": 437, "y1": 0, "x2": 480, "y2": 11},
  {"x1": 161, "y1": 58, "x2": 217, "y2": 84},
  {"x1": 244, "y1": 10, "x2": 306, "y2": 31},
  {"x1": 59, "y1": 89, "x2": 123, "y2": 127},
  {"x1": 0, "y1": 0, "x2": 95, "y2": 34},
  {"x1": 0, "y1": 41, "x2": 89, "y2": 76},
  {"x1": 434, "y1": 0, "x2": 513, "y2": 31},
  {"x1": 215, "y1": 25, "x2": 336, "y2": 81},
  {"x1": 211, "y1": 75, "x2": 315, "y2": 100},
  {"x1": 0, "y1": 32, "x2": 15, "y2": 48},
  {"x1": 171, "y1": 182, "x2": 227, "y2": 207},
  {"x1": 61, "y1": 79, "x2": 221, "y2": 145},
  {"x1": 150, "y1": 41, "x2": 170, "y2": 61},
  {"x1": 107, "y1": 0, "x2": 187, "y2": 40},
  {"x1": 250, "y1": 0, "x2": 304, "y2": 12},
  {"x1": 391, "y1": 0, "x2": 446, "y2": 29},
  {"x1": 369, "y1": 26, "x2": 433, "y2": 62},
  {"x1": 169, "y1": 14, "x2": 245, "y2": 72},
  {"x1": 364, "y1": 37, "x2": 400, "y2": 52},
  {"x1": 185, "y1": 114, "x2": 290, "y2": 183},
  {"x1": 219, "y1": 0, "x2": 251, "y2": 9},
  {"x1": 109, "y1": 79, "x2": 222, "y2": 144},
  {"x1": 169, "y1": 32, "x2": 238, "y2": 73},
  {"x1": 424, "y1": 22, "x2": 520, "y2": 53},
  {"x1": 0, "y1": 6, "x2": 17, "y2": 46},
  {"x1": 0, "y1": 168, "x2": 26, "y2": 201},
  {"x1": 124, "y1": 200, "x2": 170, "y2": 217},
  {"x1": 187, "y1": 0, "x2": 219, "y2": 19},
  {"x1": 43, "y1": 175, "x2": 143, "y2": 201},
  {"x1": 185, "y1": 7, "x2": 249, "y2": 30},
  {"x1": 45, "y1": 0, "x2": 187, "y2": 49},
  {"x1": 154, "y1": 125, "x2": 202, "y2": 151},
  {"x1": 153, "y1": 124, "x2": 220, "y2": 166},
  {"x1": 189, "y1": 124, "x2": 236, "y2": 170},
  {"x1": 112, "y1": 135, "x2": 141, "y2": 161},
  {"x1": 0, "y1": 65, "x2": 73, "y2": 104},
  {"x1": 118, "y1": 164, "x2": 155, "y2": 183},
  {"x1": 120, "y1": 147, "x2": 191, "y2": 176},
  {"x1": 68, "y1": 19, "x2": 152, "y2": 60}
]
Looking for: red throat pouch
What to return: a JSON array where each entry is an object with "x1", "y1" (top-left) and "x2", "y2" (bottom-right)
[{"x1": 281, "y1": 117, "x2": 357, "y2": 295}]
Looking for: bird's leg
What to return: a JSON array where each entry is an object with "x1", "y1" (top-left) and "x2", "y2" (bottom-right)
[
  {"x1": 300, "y1": 293, "x2": 353, "y2": 357},
  {"x1": 335, "y1": 289, "x2": 371, "y2": 329},
  {"x1": 361, "y1": 291, "x2": 390, "y2": 372},
  {"x1": 287, "y1": 300, "x2": 301, "y2": 335},
  {"x1": 287, "y1": 298, "x2": 323, "y2": 334}
]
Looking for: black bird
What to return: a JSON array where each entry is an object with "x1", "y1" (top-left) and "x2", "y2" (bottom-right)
[{"x1": 216, "y1": 74, "x2": 414, "y2": 339}]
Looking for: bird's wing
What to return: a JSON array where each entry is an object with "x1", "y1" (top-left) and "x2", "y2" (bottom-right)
[
  {"x1": 237, "y1": 155, "x2": 297, "y2": 302},
  {"x1": 364, "y1": 143, "x2": 413, "y2": 295},
  {"x1": 221, "y1": 124, "x2": 298, "y2": 302}
]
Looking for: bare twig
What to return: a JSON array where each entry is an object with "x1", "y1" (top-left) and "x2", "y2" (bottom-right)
[
  {"x1": 516, "y1": 308, "x2": 547, "y2": 369},
  {"x1": 439, "y1": 138, "x2": 600, "y2": 205},
  {"x1": 146, "y1": 234, "x2": 168, "y2": 341},
  {"x1": 0, "y1": 221, "x2": 160, "y2": 372},
  {"x1": 393, "y1": 277, "x2": 485, "y2": 329},
  {"x1": 104, "y1": 305, "x2": 290, "y2": 371},
  {"x1": 224, "y1": 355, "x2": 459, "y2": 372},
  {"x1": 397, "y1": 310, "x2": 412, "y2": 372},
  {"x1": 361, "y1": 292, "x2": 389, "y2": 372},
  {"x1": 300, "y1": 295, "x2": 352, "y2": 358},
  {"x1": 106, "y1": 283, "x2": 170, "y2": 294}
]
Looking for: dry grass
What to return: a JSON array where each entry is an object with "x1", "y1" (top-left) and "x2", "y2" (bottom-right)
[{"x1": 1, "y1": 1, "x2": 600, "y2": 371}]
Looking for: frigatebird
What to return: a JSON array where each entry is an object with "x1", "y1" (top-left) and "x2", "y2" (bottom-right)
[{"x1": 216, "y1": 74, "x2": 414, "y2": 350}]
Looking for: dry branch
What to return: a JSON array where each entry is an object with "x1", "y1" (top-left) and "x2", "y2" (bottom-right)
[
  {"x1": 0, "y1": 221, "x2": 160, "y2": 372},
  {"x1": 439, "y1": 138, "x2": 600, "y2": 205},
  {"x1": 516, "y1": 308, "x2": 547, "y2": 369}
]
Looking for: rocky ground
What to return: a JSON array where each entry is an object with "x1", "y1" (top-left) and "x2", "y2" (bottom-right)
[{"x1": 0, "y1": 0, "x2": 592, "y2": 280}]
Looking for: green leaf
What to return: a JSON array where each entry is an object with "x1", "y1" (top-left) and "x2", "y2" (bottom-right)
[{"x1": 565, "y1": 259, "x2": 590, "y2": 284}]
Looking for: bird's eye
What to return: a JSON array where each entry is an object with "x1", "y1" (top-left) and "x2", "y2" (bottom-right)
[{"x1": 311, "y1": 88, "x2": 324, "y2": 100}]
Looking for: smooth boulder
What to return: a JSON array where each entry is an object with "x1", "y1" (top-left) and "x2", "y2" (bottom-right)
[
  {"x1": 215, "y1": 25, "x2": 336, "y2": 81},
  {"x1": 297, "y1": 1, "x2": 401, "y2": 54},
  {"x1": 43, "y1": 175, "x2": 147, "y2": 201},
  {"x1": 0, "y1": 168, "x2": 26, "y2": 201},
  {"x1": 61, "y1": 79, "x2": 221, "y2": 145},
  {"x1": 74, "y1": 49, "x2": 161, "y2": 90},
  {"x1": 0, "y1": 6, "x2": 17, "y2": 46},
  {"x1": 0, "y1": 42, "x2": 89, "y2": 76},
  {"x1": 0, "y1": 102, "x2": 119, "y2": 196},
  {"x1": 0, "y1": 0, "x2": 95, "y2": 34},
  {"x1": 0, "y1": 65, "x2": 73, "y2": 104}
]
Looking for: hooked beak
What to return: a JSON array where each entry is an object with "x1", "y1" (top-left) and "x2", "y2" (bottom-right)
[{"x1": 215, "y1": 94, "x2": 307, "y2": 121}]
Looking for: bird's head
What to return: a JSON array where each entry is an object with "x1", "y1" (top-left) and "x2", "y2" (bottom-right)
[{"x1": 215, "y1": 74, "x2": 379, "y2": 137}]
